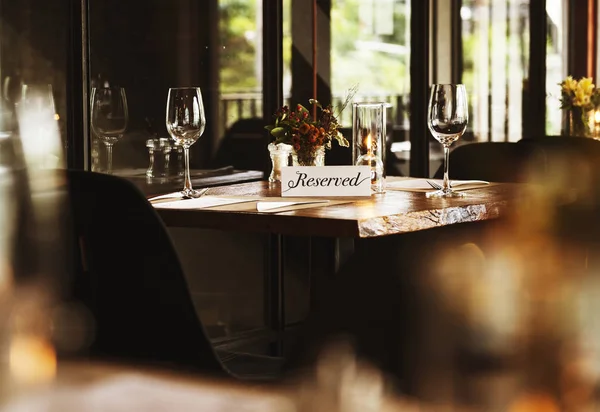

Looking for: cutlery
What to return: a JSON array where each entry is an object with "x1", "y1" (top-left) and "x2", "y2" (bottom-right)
[
  {"x1": 426, "y1": 180, "x2": 489, "y2": 191},
  {"x1": 427, "y1": 180, "x2": 442, "y2": 190}
]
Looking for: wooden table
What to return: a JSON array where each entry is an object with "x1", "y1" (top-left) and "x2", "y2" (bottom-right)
[
  {"x1": 154, "y1": 177, "x2": 522, "y2": 355},
  {"x1": 156, "y1": 177, "x2": 520, "y2": 238}
]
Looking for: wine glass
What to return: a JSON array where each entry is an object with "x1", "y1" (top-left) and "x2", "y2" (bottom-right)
[
  {"x1": 426, "y1": 84, "x2": 469, "y2": 198},
  {"x1": 165, "y1": 87, "x2": 206, "y2": 198},
  {"x1": 90, "y1": 87, "x2": 128, "y2": 174}
]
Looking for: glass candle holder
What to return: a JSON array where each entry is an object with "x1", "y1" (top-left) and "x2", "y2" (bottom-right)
[
  {"x1": 268, "y1": 142, "x2": 292, "y2": 183},
  {"x1": 146, "y1": 138, "x2": 171, "y2": 178},
  {"x1": 159, "y1": 138, "x2": 172, "y2": 175},
  {"x1": 352, "y1": 102, "x2": 386, "y2": 193}
]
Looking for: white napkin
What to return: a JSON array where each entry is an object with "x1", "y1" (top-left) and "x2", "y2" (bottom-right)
[
  {"x1": 147, "y1": 191, "x2": 185, "y2": 202},
  {"x1": 387, "y1": 179, "x2": 490, "y2": 192},
  {"x1": 147, "y1": 188, "x2": 209, "y2": 202},
  {"x1": 153, "y1": 196, "x2": 254, "y2": 210},
  {"x1": 256, "y1": 200, "x2": 330, "y2": 212}
]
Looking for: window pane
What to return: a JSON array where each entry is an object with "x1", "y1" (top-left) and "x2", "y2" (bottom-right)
[
  {"x1": 214, "y1": 0, "x2": 265, "y2": 172},
  {"x1": 461, "y1": 0, "x2": 530, "y2": 142},
  {"x1": 545, "y1": 0, "x2": 566, "y2": 135},
  {"x1": 88, "y1": 0, "x2": 265, "y2": 178},
  {"x1": 331, "y1": 0, "x2": 410, "y2": 176},
  {"x1": 88, "y1": 1, "x2": 212, "y2": 175}
]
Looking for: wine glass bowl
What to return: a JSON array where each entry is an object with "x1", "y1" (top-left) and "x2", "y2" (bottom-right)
[
  {"x1": 166, "y1": 87, "x2": 206, "y2": 198},
  {"x1": 90, "y1": 87, "x2": 128, "y2": 174},
  {"x1": 426, "y1": 84, "x2": 468, "y2": 198}
]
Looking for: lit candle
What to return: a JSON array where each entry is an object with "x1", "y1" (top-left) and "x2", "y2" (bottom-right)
[{"x1": 365, "y1": 133, "x2": 373, "y2": 157}]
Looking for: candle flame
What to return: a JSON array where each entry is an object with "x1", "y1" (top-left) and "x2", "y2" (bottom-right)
[
  {"x1": 366, "y1": 134, "x2": 372, "y2": 151},
  {"x1": 595, "y1": 110, "x2": 600, "y2": 123}
]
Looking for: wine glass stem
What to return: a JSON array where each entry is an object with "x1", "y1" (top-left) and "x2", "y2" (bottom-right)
[
  {"x1": 442, "y1": 146, "x2": 450, "y2": 191},
  {"x1": 105, "y1": 143, "x2": 114, "y2": 174},
  {"x1": 183, "y1": 146, "x2": 192, "y2": 192}
]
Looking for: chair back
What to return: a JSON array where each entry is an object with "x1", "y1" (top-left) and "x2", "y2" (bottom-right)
[
  {"x1": 433, "y1": 142, "x2": 537, "y2": 182},
  {"x1": 517, "y1": 136, "x2": 600, "y2": 243},
  {"x1": 66, "y1": 170, "x2": 226, "y2": 375},
  {"x1": 211, "y1": 118, "x2": 267, "y2": 172},
  {"x1": 517, "y1": 136, "x2": 600, "y2": 162}
]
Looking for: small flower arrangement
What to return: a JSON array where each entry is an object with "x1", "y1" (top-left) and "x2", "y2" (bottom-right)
[
  {"x1": 265, "y1": 92, "x2": 354, "y2": 165},
  {"x1": 559, "y1": 76, "x2": 600, "y2": 111},
  {"x1": 559, "y1": 76, "x2": 600, "y2": 137}
]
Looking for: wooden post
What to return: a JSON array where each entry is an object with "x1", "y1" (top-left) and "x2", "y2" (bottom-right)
[{"x1": 312, "y1": 0, "x2": 317, "y2": 120}]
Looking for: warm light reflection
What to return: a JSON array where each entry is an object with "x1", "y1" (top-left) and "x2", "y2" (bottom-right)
[
  {"x1": 0, "y1": 256, "x2": 14, "y2": 294},
  {"x1": 16, "y1": 84, "x2": 63, "y2": 171},
  {"x1": 508, "y1": 393, "x2": 560, "y2": 412},
  {"x1": 294, "y1": 340, "x2": 394, "y2": 412},
  {"x1": 9, "y1": 335, "x2": 56, "y2": 384}
]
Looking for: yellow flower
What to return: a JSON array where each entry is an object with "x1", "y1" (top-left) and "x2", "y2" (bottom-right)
[
  {"x1": 574, "y1": 88, "x2": 590, "y2": 106},
  {"x1": 562, "y1": 75, "x2": 578, "y2": 92},
  {"x1": 578, "y1": 76, "x2": 595, "y2": 95}
]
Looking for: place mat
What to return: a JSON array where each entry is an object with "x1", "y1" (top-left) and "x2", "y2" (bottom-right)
[
  {"x1": 152, "y1": 195, "x2": 353, "y2": 213},
  {"x1": 386, "y1": 178, "x2": 491, "y2": 193},
  {"x1": 152, "y1": 196, "x2": 255, "y2": 210},
  {"x1": 210, "y1": 198, "x2": 353, "y2": 213}
]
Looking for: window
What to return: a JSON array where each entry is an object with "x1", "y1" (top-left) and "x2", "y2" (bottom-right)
[
  {"x1": 461, "y1": 0, "x2": 530, "y2": 142},
  {"x1": 546, "y1": 0, "x2": 566, "y2": 135},
  {"x1": 283, "y1": 0, "x2": 411, "y2": 173},
  {"x1": 331, "y1": 0, "x2": 410, "y2": 130}
]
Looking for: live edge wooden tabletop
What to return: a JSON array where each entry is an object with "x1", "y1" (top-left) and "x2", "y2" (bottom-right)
[{"x1": 154, "y1": 177, "x2": 523, "y2": 238}]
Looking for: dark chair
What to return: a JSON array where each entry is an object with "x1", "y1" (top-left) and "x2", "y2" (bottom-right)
[
  {"x1": 211, "y1": 118, "x2": 267, "y2": 172},
  {"x1": 518, "y1": 135, "x2": 600, "y2": 149},
  {"x1": 66, "y1": 170, "x2": 282, "y2": 380},
  {"x1": 517, "y1": 136, "x2": 600, "y2": 168},
  {"x1": 432, "y1": 142, "x2": 538, "y2": 182},
  {"x1": 517, "y1": 136, "x2": 600, "y2": 243}
]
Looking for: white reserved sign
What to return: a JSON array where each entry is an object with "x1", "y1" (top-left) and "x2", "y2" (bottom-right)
[{"x1": 281, "y1": 166, "x2": 372, "y2": 197}]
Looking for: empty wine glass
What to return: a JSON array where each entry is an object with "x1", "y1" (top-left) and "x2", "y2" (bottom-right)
[
  {"x1": 90, "y1": 87, "x2": 128, "y2": 174},
  {"x1": 166, "y1": 87, "x2": 206, "y2": 198},
  {"x1": 426, "y1": 84, "x2": 469, "y2": 198}
]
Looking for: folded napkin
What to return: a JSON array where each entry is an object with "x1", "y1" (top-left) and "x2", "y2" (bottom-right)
[
  {"x1": 256, "y1": 200, "x2": 330, "y2": 213},
  {"x1": 152, "y1": 196, "x2": 254, "y2": 210},
  {"x1": 387, "y1": 179, "x2": 490, "y2": 192}
]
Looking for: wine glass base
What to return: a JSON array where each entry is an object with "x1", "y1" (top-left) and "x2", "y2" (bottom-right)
[
  {"x1": 181, "y1": 187, "x2": 208, "y2": 199},
  {"x1": 181, "y1": 188, "x2": 202, "y2": 199},
  {"x1": 426, "y1": 189, "x2": 466, "y2": 198}
]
